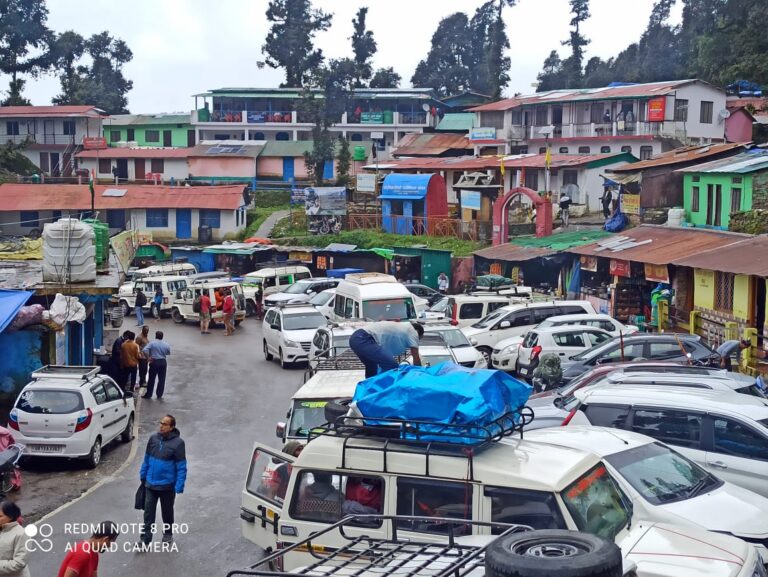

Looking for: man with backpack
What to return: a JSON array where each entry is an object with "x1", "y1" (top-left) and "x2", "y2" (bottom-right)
[{"x1": 135, "y1": 288, "x2": 147, "y2": 326}]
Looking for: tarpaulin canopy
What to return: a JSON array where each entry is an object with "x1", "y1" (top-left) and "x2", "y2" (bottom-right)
[
  {"x1": 0, "y1": 290, "x2": 33, "y2": 334},
  {"x1": 379, "y1": 174, "x2": 432, "y2": 200}
]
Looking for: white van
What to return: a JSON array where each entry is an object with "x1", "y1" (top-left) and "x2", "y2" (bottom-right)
[
  {"x1": 331, "y1": 273, "x2": 426, "y2": 322},
  {"x1": 117, "y1": 275, "x2": 189, "y2": 318},
  {"x1": 242, "y1": 266, "x2": 312, "y2": 316},
  {"x1": 131, "y1": 262, "x2": 197, "y2": 280},
  {"x1": 171, "y1": 279, "x2": 246, "y2": 326},
  {"x1": 424, "y1": 294, "x2": 516, "y2": 328}
]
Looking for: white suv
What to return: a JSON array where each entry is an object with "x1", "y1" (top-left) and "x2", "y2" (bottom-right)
[
  {"x1": 263, "y1": 304, "x2": 329, "y2": 368},
  {"x1": 9, "y1": 366, "x2": 134, "y2": 468}
]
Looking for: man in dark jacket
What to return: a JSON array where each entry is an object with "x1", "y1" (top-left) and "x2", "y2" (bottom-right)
[
  {"x1": 139, "y1": 414, "x2": 187, "y2": 545},
  {"x1": 111, "y1": 330, "x2": 130, "y2": 386}
]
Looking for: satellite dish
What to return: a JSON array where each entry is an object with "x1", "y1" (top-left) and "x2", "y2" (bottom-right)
[
  {"x1": 422, "y1": 103, "x2": 431, "y2": 112},
  {"x1": 718, "y1": 109, "x2": 731, "y2": 121}
]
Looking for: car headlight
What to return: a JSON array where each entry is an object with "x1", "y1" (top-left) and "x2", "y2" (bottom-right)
[
  {"x1": 501, "y1": 345, "x2": 517, "y2": 354},
  {"x1": 283, "y1": 339, "x2": 299, "y2": 348}
]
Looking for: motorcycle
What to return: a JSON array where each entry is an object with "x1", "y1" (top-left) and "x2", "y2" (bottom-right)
[
  {"x1": 0, "y1": 427, "x2": 23, "y2": 495},
  {"x1": 309, "y1": 216, "x2": 343, "y2": 235}
]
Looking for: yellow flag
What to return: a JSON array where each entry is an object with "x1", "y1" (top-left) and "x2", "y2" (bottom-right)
[
  {"x1": 545, "y1": 146, "x2": 552, "y2": 169},
  {"x1": 499, "y1": 155, "x2": 505, "y2": 177}
]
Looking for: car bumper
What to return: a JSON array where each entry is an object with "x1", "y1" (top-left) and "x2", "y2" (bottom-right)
[
  {"x1": 516, "y1": 360, "x2": 539, "y2": 378},
  {"x1": 491, "y1": 351, "x2": 518, "y2": 370},
  {"x1": 283, "y1": 346, "x2": 309, "y2": 362},
  {"x1": 14, "y1": 432, "x2": 93, "y2": 458}
]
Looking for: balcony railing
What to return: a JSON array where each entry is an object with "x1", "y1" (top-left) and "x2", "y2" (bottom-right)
[
  {"x1": 196, "y1": 108, "x2": 431, "y2": 127},
  {"x1": 522, "y1": 121, "x2": 677, "y2": 140},
  {"x1": 0, "y1": 133, "x2": 76, "y2": 145},
  {"x1": 347, "y1": 213, "x2": 490, "y2": 241}
]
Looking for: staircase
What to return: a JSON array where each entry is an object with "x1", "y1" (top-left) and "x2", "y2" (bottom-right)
[{"x1": 51, "y1": 138, "x2": 80, "y2": 177}]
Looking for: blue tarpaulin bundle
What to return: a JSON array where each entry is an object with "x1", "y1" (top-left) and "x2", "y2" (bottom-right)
[{"x1": 352, "y1": 363, "x2": 531, "y2": 444}]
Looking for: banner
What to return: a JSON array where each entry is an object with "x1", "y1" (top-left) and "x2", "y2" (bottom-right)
[
  {"x1": 109, "y1": 229, "x2": 139, "y2": 274},
  {"x1": 289, "y1": 251, "x2": 313, "y2": 263},
  {"x1": 469, "y1": 127, "x2": 496, "y2": 141},
  {"x1": 580, "y1": 255, "x2": 598, "y2": 272},
  {"x1": 644, "y1": 263, "x2": 670, "y2": 283},
  {"x1": 304, "y1": 187, "x2": 347, "y2": 216},
  {"x1": 361, "y1": 112, "x2": 384, "y2": 124},
  {"x1": 648, "y1": 97, "x2": 666, "y2": 122},
  {"x1": 356, "y1": 173, "x2": 376, "y2": 193},
  {"x1": 461, "y1": 190, "x2": 482, "y2": 211},
  {"x1": 622, "y1": 194, "x2": 640, "y2": 215},
  {"x1": 609, "y1": 258, "x2": 631, "y2": 278}
]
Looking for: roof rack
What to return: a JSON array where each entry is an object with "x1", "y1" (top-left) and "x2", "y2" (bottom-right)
[
  {"x1": 305, "y1": 349, "x2": 408, "y2": 382},
  {"x1": 31, "y1": 366, "x2": 100, "y2": 380},
  {"x1": 226, "y1": 515, "x2": 531, "y2": 577},
  {"x1": 271, "y1": 302, "x2": 316, "y2": 309},
  {"x1": 308, "y1": 406, "x2": 534, "y2": 481}
]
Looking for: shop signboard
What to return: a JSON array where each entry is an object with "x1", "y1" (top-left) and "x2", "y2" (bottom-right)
[
  {"x1": 289, "y1": 251, "x2": 313, "y2": 263},
  {"x1": 304, "y1": 187, "x2": 347, "y2": 216},
  {"x1": 469, "y1": 127, "x2": 496, "y2": 141},
  {"x1": 247, "y1": 111, "x2": 267, "y2": 123},
  {"x1": 461, "y1": 190, "x2": 482, "y2": 211},
  {"x1": 110, "y1": 230, "x2": 138, "y2": 274},
  {"x1": 290, "y1": 188, "x2": 306, "y2": 205},
  {"x1": 356, "y1": 173, "x2": 376, "y2": 193},
  {"x1": 580, "y1": 255, "x2": 598, "y2": 272},
  {"x1": 644, "y1": 263, "x2": 670, "y2": 283},
  {"x1": 622, "y1": 194, "x2": 640, "y2": 215},
  {"x1": 648, "y1": 97, "x2": 666, "y2": 122},
  {"x1": 609, "y1": 258, "x2": 631, "y2": 278},
  {"x1": 361, "y1": 112, "x2": 384, "y2": 124}
]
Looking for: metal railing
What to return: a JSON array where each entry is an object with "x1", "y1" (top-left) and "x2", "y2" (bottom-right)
[
  {"x1": 0, "y1": 133, "x2": 76, "y2": 146},
  {"x1": 346, "y1": 213, "x2": 491, "y2": 241}
]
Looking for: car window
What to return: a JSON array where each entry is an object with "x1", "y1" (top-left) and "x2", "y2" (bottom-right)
[
  {"x1": 263, "y1": 277, "x2": 276, "y2": 289},
  {"x1": 294, "y1": 272, "x2": 311, "y2": 281},
  {"x1": 598, "y1": 320, "x2": 616, "y2": 332},
  {"x1": 649, "y1": 342, "x2": 685, "y2": 360},
  {"x1": 312, "y1": 331, "x2": 325, "y2": 349},
  {"x1": 459, "y1": 303, "x2": 484, "y2": 320},
  {"x1": 560, "y1": 464, "x2": 630, "y2": 541},
  {"x1": 631, "y1": 409, "x2": 702, "y2": 448},
  {"x1": 396, "y1": 478, "x2": 472, "y2": 535},
  {"x1": 532, "y1": 307, "x2": 557, "y2": 323},
  {"x1": 278, "y1": 275, "x2": 291, "y2": 286},
  {"x1": 290, "y1": 470, "x2": 384, "y2": 526},
  {"x1": 272, "y1": 314, "x2": 282, "y2": 330},
  {"x1": 90, "y1": 384, "x2": 108, "y2": 405},
  {"x1": 712, "y1": 417, "x2": 768, "y2": 461},
  {"x1": 486, "y1": 486, "x2": 566, "y2": 533},
  {"x1": 487, "y1": 301, "x2": 508, "y2": 313},
  {"x1": 344, "y1": 297, "x2": 355, "y2": 319},
  {"x1": 264, "y1": 310, "x2": 274, "y2": 324},
  {"x1": 16, "y1": 390, "x2": 84, "y2": 414},
  {"x1": 507, "y1": 310, "x2": 533, "y2": 328},
  {"x1": 363, "y1": 298, "x2": 414, "y2": 321},
  {"x1": 473, "y1": 309, "x2": 508, "y2": 329},
  {"x1": 553, "y1": 331, "x2": 585, "y2": 347},
  {"x1": 283, "y1": 313, "x2": 326, "y2": 330},
  {"x1": 245, "y1": 447, "x2": 293, "y2": 505},
  {"x1": 104, "y1": 381, "x2": 123, "y2": 401},
  {"x1": 522, "y1": 332, "x2": 538, "y2": 348},
  {"x1": 289, "y1": 400, "x2": 331, "y2": 437},
  {"x1": 558, "y1": 305, "x2": 589, "y2": 316},
  {"x1": 587, "y1": 331, "x2": 611, "y2": 346},
  {"x1": 583, "y1": 404, "x2": 630, "y2": 428},
  {"x1": 597, "y1": 342, "x2": 644, "y2": 364},
  {"x1": 334, "y1": 296, "x2": 346, "y2": 317}
]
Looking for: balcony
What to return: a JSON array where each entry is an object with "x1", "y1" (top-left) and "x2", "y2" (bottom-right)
[
  {"x1": 0, "y1": 133, "x2": 77, "y2": 146},
  {"x1": 193, "y1": 108, "x2": 433, "y2": 128},
  {"x1": 523, "y1": 121, "x2": 674, "y2": 141}
]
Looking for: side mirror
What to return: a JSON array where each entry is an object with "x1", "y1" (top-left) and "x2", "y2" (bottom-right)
[
  {"x1": 470, "y1": 337, "x2": 478, "y2": 346},
  {"x1": 124, "y1": 390, "x2": 133, "y2": 400},
  {"x1": 498, "y1": 321, "x2": 511, "y2": 329},
  {"x1": 275, "y1": 422, "x2": 286, "y2": 439}
]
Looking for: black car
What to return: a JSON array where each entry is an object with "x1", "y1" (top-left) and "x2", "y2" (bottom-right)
[
  {"x1": 404, "y1": 283, "x2": 443, "y2": 306},
  {"x1": 559, "y1": 333, "x2": 720, "y2": 383}
]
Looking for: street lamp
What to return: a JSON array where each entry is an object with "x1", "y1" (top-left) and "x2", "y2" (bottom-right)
[{"x1": 538, "y1": 125, "x2": 554, "y2": 192}]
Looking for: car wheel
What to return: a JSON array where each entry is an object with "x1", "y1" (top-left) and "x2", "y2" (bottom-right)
[
  {"x1": 121, "y1": 301, "x2": 131, "y2": 317},
  {"x1": 121, "y1": 413, "x2": 134, "y2": 443},
  {"x1": 171, "y1": 308, "x2": 184, "y2": 324},
  {"x1": 85, "y1": 438, "x2": 102, "y2": 469},
  {"x1": 484, "y1": 529, "x2": 623, "y2": 577},
  {"x1": 478, "y1": 347, "x2": 492, "y2": 366},
  {"x1": 245, "y1": 301, "x2": 256, "y2": 317},
  {"x1": 279, "y1": 348, "x2": 290, "y2": 369},
  {"x1": 263, "y1": 340, "x2": 273, "y2": 361}
]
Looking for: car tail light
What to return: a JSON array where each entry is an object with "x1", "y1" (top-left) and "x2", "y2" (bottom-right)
[
  {"x1": 531, "y1": 345, "x2": 543, "y2": 361},
  {"x1": 561, "y1": 408, "x2": 578, "y2": 426},
  {"x1": 8, "y1": 410, "x2": 18, "y2": 431},
  {"x1": 74, "y1": 408, "x2": 93, "y2": 432}
]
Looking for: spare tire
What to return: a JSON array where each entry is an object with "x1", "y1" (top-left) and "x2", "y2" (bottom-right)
[
  {"x1": 324, "y1": 398, "x2": 352, "y2": 425},
  {"x1": 485, "y1": 529, "x2": 623, "y2": 577}
]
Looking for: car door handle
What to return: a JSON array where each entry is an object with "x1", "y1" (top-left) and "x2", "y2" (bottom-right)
[
  {"x1": 710, "y1": 461, "x2": 728, "y2": 470},
  {"x1": 558, "y1": 352, "x2": 566, "y2": 356}
]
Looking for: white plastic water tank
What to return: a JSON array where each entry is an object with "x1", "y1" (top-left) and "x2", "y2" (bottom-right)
[
  {"x1": 667, "y1": 208, "x2": 685, "y2": 227},
  {"x1": 42, "y1": 218, "x2": 97, "y2": 282}
]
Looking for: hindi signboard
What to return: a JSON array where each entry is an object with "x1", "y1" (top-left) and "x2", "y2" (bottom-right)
[{"x1": 356, "y1": 173, "x2": 376, "y2": 193}]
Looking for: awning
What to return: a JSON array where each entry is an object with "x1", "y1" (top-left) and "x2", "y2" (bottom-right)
[
  {"x1": 379, "y1": 174, "x2": 432, "y2": 200},
  {"x1": 0, "y1": 290, "x2": 33, "y2": 334}
]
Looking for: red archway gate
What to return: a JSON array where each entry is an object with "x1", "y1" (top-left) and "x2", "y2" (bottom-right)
[{"x1": 492, "y1": 187, "x2": 553, "y2": 246}]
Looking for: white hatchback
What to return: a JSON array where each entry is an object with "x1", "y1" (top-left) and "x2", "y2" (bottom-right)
[
  {"x1": 516, "y1": 325, "x2": 612, "y2": 380},
  {"x1": 9, "y1": 366, "x2": 134, "y2": 468},
  {"x1": 263, "y1": 305, "x2": 329, "y2": 368}
]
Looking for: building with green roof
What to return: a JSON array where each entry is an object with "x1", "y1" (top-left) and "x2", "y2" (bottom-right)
[{"x1": 103, "y1": 113, "x2": 194, "y2": 148}]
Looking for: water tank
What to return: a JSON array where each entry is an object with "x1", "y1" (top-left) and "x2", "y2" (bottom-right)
[
  {"x1": 353, "y1": 146, "x2": 367, "y2": 161},
  {"x1": 42, "y1": 218, "x2": 97, "y2": 282},
  {"x1": 667, "y1": 208, "x2": 685, "y2": 227},
  {"x1": 198, "y1": 224, "x2": 213, "y2": 244},
  {"x1": 81, "y1": 218, "x2": 109, "y2": 265}
]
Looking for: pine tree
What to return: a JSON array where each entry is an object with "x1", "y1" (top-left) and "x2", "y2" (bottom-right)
[
  {"x1": 561, "y1": 0, "x2": 590, "y2": 88},
  {"x1": 411, "y1": 13, "x2": 474, "y2": 97},
  {"x1": 350, "y1": 7, "x2": 376, "y2": 88},
  {"x1": 370, "y1": 67, "x2": 401, "y2": 88},
  {"x1": 335, "y1": 135, "x2": 351, "y2": 187}
]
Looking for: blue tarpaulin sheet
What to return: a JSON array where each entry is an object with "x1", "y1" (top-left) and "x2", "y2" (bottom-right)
[
  {"x1": 352, "y1": 363, "x2": 531, "y2": 444},
  {"x1": 0, "y1": 290, "x2": 33, "y2": 334},
  {"x1": 326, "y1": 268, "x2": 365, "y2": 278}
]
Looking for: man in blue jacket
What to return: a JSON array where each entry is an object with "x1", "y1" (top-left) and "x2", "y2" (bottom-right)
[{"x1": 139, "y1": 414, "x2": 187, "y2": 546}]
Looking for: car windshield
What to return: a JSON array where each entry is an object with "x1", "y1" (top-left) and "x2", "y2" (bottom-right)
[
  {"x1": 243, "y1": 276, "x2": 263, "y2": 287},
  {"x1": 288, "y1": 399, "x2": 330, "y2": 437},
  {"x1": 737, "y1": 384, "x2": 767, "y2": 398},
  {"x1": 309, "y1": 291, "x2": 333, "y2": 306},
  {"x1": 560, "y1": 464, "x2": 631, "y2": 541},
  {"x1": 429, "y1": 297, "x2": 450, "y2": 313},
  {"x1": 427, "y1": 329, "x2": 472, "y2": 348},
  {"x1": 284, "y1": 281, "x2": 314, "y2": 295},
  {"x1": 421, "y1": 353, "x2": 454, "y2": 367},
  {"x1": 283, "y1": 312, "x2": 327, "y2": 330},
  {"x1": 17, "y1": 389, "x2": 84, "y2": 414},
  {"x1": 363, "y1": 298, "x2": 416, "y2": 321},
  {"x1": 472, "y1": 309, "x2": 508, "y2": 329},
  {"x1": 605, "y1": 443, "x2": 720, "y2": 506}
]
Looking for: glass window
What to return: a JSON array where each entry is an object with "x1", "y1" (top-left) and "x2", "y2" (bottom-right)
[
  {"x1": 19, "y1": 211, "x2": 39, "y2": 228},
  {"x1": 700, "y1": 101, "x2": 713, "y2": 124},
  {"x1": 621, "y1": 146, "x2": 632, "y2": 153},
  {"x1": 713, "y1": 417, "x2": 768, "y2": 460},
  {"x1": 127, "y1": 128, "x2": 135, "y2": 141},
  {"x1": 562, "y1": 170, "x2": 578, "y2": 185},
  {"x1": 145, "y1": 208, "x2": 168, "y2": 228},
  {"x1": 584, "y1": 405, "x2": 630, "y2": 428},
  {"x1": 90, "y1": 384, "x2": 108, "y2": 405},
  {"x1": 487, "y1": 301, "x2": 507, "y2": 313},
  {"x1": 578, "y1": 146, "x2": 590, "y2": 154},
  {"x1": 295, "y1": 272, "x2": 311, "y2": 281},
  {"x1": 291, "y1": 470, "x2": 384, "y2": 524},
  {"x1": 640, "y1": 146, "x2": 653, "y2": 161},
  {"x1": 559, "y1": 147, "x2": 569, "y2": 154},
  {"x1": 150, "y1": 159, "x2": 165, "y2": 173},
  {"x1": 561, "y1": 464, "x2": 630, "y2": 540},
  {"x1": 16, "y1": 390, "x2": 84, "y2": 414},
  {"x1": 199, "y1": 209, "x2": 221, "y2": 228},
  {"x1": 278, "y1": 275, "x2": 291, "y2": 285},
  {"x1": 597, "y1": 342, "x2": 645, "y2": 363},
  {"x1": 557, "y1": 305, "x2": 589, "y2": 316},
  {"x1": 283, "y1": 312, "x2": 326, "y2": 330},
  {"x1": 459, "y1": 303, "x2": 484, "y2": 319},
  {"x1": 524, "y1": 171, "x2": 539, "y2": 191},
  {"x1": 553, "y1": 332, "x2": 585, "y2": 347},
  {"x1": 606, "y1": 443, "x2": 718, "y2": 505},
  {"x1": 104, "y1": 381, "x2": 123, "y2": 401},
  {"x1": 288, "y1": 399, "x2": 331, "y2": 438},
  {"x1": 62, "y1": 120, "x2": 76, "y2": 135},
  {"x1": 587, "y1": 331, "x2": 610, "y2": 346},
  {"x1": 334, "y1": 295, "x2": 346, "y2": 317},
  {"x1": 363, "y1": 298, "x2": 415, "y2": 321},
  {"x1": 98, "y1": 158, "x2": 112, "y2": 174},
  {"x1": 674, "y1": 99, "x2": 688, "y2": 122},
  {"x1": 600, "y1": 146, "x2": 611, "y2": 154},
  {"x1": 691, "y1": 185, "x2": 700, "y2": 212},
  {"x1": 649, "y1": 341, "x2": 685, "y2": 360},
  {"x1": 396, "y1": 478, "x2": 472, "y2": 535},
  {"x1": 106, "y1": 209, "x2": 126, "y2": 229},
  {"x1": 715, "y1": 271, "x2": 734, "y2": 312},
  {"x1": 245, "y1": 447, "x2": 292, "y2": 505},
  {"x1": 507, "y1": 310, "x2": 533, "y2": 327},
  {"x1": 631, "y1": 409, "x2": 702, "y2": 448},
  {"x1": 532, "y1": 307, "x2": 557, "y2": 323},
  {"x1": 6, "y1": 121, "x2": 19, "y2": 136},
  {"x1": 486, "y1": 486, "x2": 566, "y2": 533},
  {"x1": 109, "y1": 130, "x2": 120, "y2": 142},
  {"x1": 344, "y1": 297, "x2": 355, "y2": 319},
  {"x1": 145, "y1": 130, "x2": 160, "y2": 143},
  {"x1": 598, "y1": 320, "x2": 616, "y2": 332},
  {"x1": 731, "y1": 188, "x2": 742, "y2": 213}
]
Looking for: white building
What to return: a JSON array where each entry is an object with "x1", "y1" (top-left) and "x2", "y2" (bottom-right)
[
  {"x1": 470, "y1": 79, "x2": 727, "y2": 160},
  {"x1": 76, "y1": 148, "x2": 191, "y2": 183}
]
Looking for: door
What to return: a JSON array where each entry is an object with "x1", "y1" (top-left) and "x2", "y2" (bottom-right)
[
  {"x1": 713, "y1": 184, "x2": 722, "y2": 226},
  {"x1": 89, "y1": 383, "x2": 113, "y2": 440},
  {"x1": 187, "y1": 129, "x2": 196, "y2": 147},
  {"x1": 163, "y1": 130, "x2": 172, "y2": 147},
  {"x1": 116, "y1": 158, "x2": 129, "y2": 180},
  {"x1": 322, "y1": 160, "x2": 333, "y2": 181},
  {"x1": 241, "y1": 443, "x2": 294, "y2": 550},
  {"x1": 705, "y1": 415, "x2": 768, "y2": 497},
  {"x1": 176, "y1": 209, "x2": 192, "y2": 239},
  {"x1": 135, "y1": 159, "x2": 146, "y2": 181},
  {"x1": 43, "y1": 120, "x2": 54, "y2": 144},
  {"x1": 282, "y1": 157, "x2": 295, "y2": 182},
  {"x1": 62, "y1": 152, "x2": 72, "y2": 176},
  {"x1": 102, "y1": 380, "x2": 128, "y2": 442},
  {"x1": 50, "y1": 152, "x2": 60, "y2": 176}
]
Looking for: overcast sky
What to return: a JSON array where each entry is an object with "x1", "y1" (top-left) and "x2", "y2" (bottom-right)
[{"x1": 14, "y1": 0, "x2": 682, "y2": 114}]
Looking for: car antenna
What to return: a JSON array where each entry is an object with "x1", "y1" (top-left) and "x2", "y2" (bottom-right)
[{"x1": 602, "y1": 426, "x2": 629, "y2": 446}]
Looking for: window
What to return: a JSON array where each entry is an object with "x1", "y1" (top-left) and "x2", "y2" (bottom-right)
[
  {"x1": 246, "y1": 447, "x2": 292, "y2": 505},
  {"x1": 631, "y1": 409, "x2": 702, "y2": 448},
  {"x1": 600, "y1": 146, "x2": 611, "y2": 154},
  {"x1": 6, "y1": 121, "x2": 19, "y2": 136},
  {"x1": 712, "y1": 417, "x2": 768, "y2": 461},
  {"x1": 459, "y1": 303, "x2": 484, "y2": 319},
  {"x1": 506, "y1": 310, "x2": 533, "y2": 328},
  {"x1": 511, "y1": 109, "x2": 522, "y2": 125},
  {"x1": 98, "y1": 159, "x2": 112, "y2": 174},
  {"x1": 17, "y1": 389, "x2": 84, "y2": 414},
  {"x1": 532, "y1": 306, "x2": 557, "y2": 323},
  {"x1": 145, "y1": 130, "x2": 160, "y2": 143},
  {"x1": 587, "y1": 331, "x2": 610, "y2": 346},
  {"x1": 598, "y1": 320, "x2": 616, "y2": 332},
  {"x1": 621, "y1": 145, "x2": 632, "y2": 153},
  {"x1": 535, "y1": 106, "x2": 548, "y2": 126},
  {"x1": 150, "y1": 159, "x2": 164, "y2": 173},
  {"x1": 396, "y1": 478, "x2": 471, "y2": 535},
  {"x1": 731, "y1": 188, "x2": 742, "y2": 213},
  {"x1": 538, "y1": 147, "x2": 547, "y2": 154},
  {"x1": 553, "y1": 332, "x2": 585, "y2": 347},
  {"x1": 649, "y1": 341, "x2": 686, "y2": 360},
  {"x1": 562, "y1": 170, "x2": 578, "y2": 186},
  {"x1": 578, "y1": 146, "x2": 590, "y2": 154},
  {"x1": 674, "y1": 99, "x2": 688, "y2": 122},
  {"x1": 145, "y1": 208, "x2": 168, "y2": 227},
  {"x1": 561, "y1": 464, "x2": 630, "y2": 540},
  {"x1": 106, "y1": 209, "x2": 126, "y2": 229},
  {"x1": 63, "y1": 120, "x2": 76, "y2": 135},
  {"x1": 557, "y1": 305, "x2": 589, "y2": 316},
  {"x1": 52, "y1": 210, "x2": 62, "y2": 220},
  {"x1": 524, "y1": 171, "x2": 538, "y2": 191},
  {"x1": 700, "y1": 101, "x2": 713, "y2": 124},
  {"x1": 691, "y1": 185, "x2": 700, "y2": 212},
  {"x1": 715, "y1": 271, "x2": 734, "y2": 312},
  {"x1": 291, "y1": 470, "x2": 384, "y2": 524},
  {"x1": 109, "y1": 130, "x2": 120, "y2": 142},
  {"x1": 295, "y1": 271, "x2": 311, "y2": 281},
  {"x1": 199, "y1": 209, "x2": 221, "y2": 228},
  {"x1": 104, "y1": 381, "x2": 123, "y2": 401},
  {"x1": 334, "y1": 296, "x2": 346, "y2": 317},
  {"x1": 597, "y1": 342, "x2": 645, "y2": 363},
  {"x1": 487, "y1": 301, "x2": 507, "y2": 314},
  {"x1": 692, "y1": 175, "x2": 700, "y2": 182},
  {"x1": 127, "y1": 128, "x2": 135, "y2": 141},
  {"x1": 639, "y1": 146, "x2": 653, "y2": 160},
  {"x1": 481, "y1": 111, "x2": 505, "y2": 129},
  {"x1": 486, "y1": 486, "x2": 566, "y2": 532},
  {"x1": 583, "y1": 405, "x2": 630, "y2": 428},
  {"x1": 344, "y1": 297, "x2": 355, "y2": 319},
  {"x1": 90, "y1": 384, "x2": 108, "y2": 405},
  {"x1": 559, "y1": 147, "x2": 569, "y2": 154},
  {"x1": 19, "y1": 211, "x2": 39, "y2": 228},
  {"x1": 732, "y1": 176, "x2": 743, "y2": 184}
]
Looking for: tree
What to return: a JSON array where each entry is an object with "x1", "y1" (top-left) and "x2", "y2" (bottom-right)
[
  {"x1": 560, "y1": 0, "x2": 591, "y2": 87},
  {"x1": 50, "y1": 30, "x2": 84, "y2": 104},
  {"x1": 0, "y1": 0, "x2": 53, "y2": 105},
  {"x1": 370, "y1": 67, "x2": 401, "y2": 88},
  {"x1": 260, "y1": 0, "x2": 332, "y2": 87},
  {"x1": 536, "y1": 50, "x2": 566, "y2": 92},
  {"x1": 350, "y1": 7, "x2": 376, "y2": 88},
  {"x1": 335, "y1": 135, "x2": 351, "y2": 187},
  {"x1": 484, "y1": 0, "x2": 515, "y2": 98},
  {"x1": 411, "y1": 13, "x2": 474, "y2": 97}
]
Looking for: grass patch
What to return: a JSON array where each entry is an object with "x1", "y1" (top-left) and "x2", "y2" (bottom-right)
[
  {"x1": 238, "y1": 204, "x2": 291, "y2": 240},
  {"x1": 252, "y1": 189, "x2": 290, "y2": 207}
]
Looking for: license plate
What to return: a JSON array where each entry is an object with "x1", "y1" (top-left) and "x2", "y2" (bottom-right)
[
  {"x1": 30, "y1": 444, "x2": 64, "y2": 453},
  {"x1": 519, "y1": 367, "x2": 529, "y2": 375}
]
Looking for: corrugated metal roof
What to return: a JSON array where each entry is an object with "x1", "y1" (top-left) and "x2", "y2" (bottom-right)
[
  {"x1": 188, "y1": 142, "x2": 264, "y2": 158},
  {"x1": 610, "y1": 143, "x2": 748, "y2": 172},
  {"x1": 0, "y1": 105, "x2": 104, "y2": 117},
  {"x1": 392, "y1": 133, "x2": 473, "y2": 156},
  {"x1": 369, "y1": 152, "x2": 630, "y2": 172},
  {"x1": 567, "y1": 225, "x2": 751, "y2": 266},
  {"x1": 77, "y1": 148, "x2": 193, "y2": 159},
  {"x1": 674, "y1": 236, "x2": 768, "y2": 276},
  {"x1": 436, "y1": 113, "x2": 475, "y2": 131},
  {"x1": 675, "y1": 151, "x2": 768, "y2": 174},
  {"x1": 474, "y1": 244, "x2": 556, "y2": 262},
  {"x1": 0, "y1": 184, "x2": 246, "y2": 211},
  {"x1": 106, "y1": 113, "x2": 191, "y2": 126},
  {"x1": 261, "y1": 140, "x2": 314, "y2": 157}
]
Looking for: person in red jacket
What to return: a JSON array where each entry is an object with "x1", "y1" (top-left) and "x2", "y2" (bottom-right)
[
  {"x1": 57, "y1": 521, "x2": 119, "y2": 577},
  {"x1": 222, "y1": 289, "x2": 235, "y2": 336}
]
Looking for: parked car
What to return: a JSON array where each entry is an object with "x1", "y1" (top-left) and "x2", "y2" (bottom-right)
[
  {"x1": 569, "y1": 384, "x2": 768, "y2": 499},
  {"x1": 117, "y1": 275, "x2": 189, "y2": 318},
  {"x1": 263, "y1": 304, "x2": 329, "y2": 368},
  {"x1": 423, "y1": 294, "x2": 518, "y2": 328},
  {"x1": 536, "y1": 313, "x2": 639, "y2": 336},
  {"x1": 417, "y1": 332, "x2": 459, "y2": 368},
  {"x1": 423, "y1": 324, "x2": 486, "y2": 369},
  {"x1": 9, "y1": 366, "x2": 134, "y2": 469},
  {"x1": 559, "y1": 334, "x2": 719, "y2": 383},
  {"x1": 309, "y1": 288, "x2": 336, "y2": 320},
  {"x1": 331, "y1": 273, "x2": 427, "y2": 322},
  {"x1": 130, "y1": 262, "x2": 197, "y2": 280},
  {"x1": 171, "y1": 279, "x2": 246, "y2": 326},
  {"x1": 308, "y1": 322, "x2": 364, "y2": 362},
  {"x1": 516, "y1": 325, "x2": 613, "y2": 380},
  {"x1": 263, "y1": 278, "x2": 340, "y2": 308},
  {"x1": 242, "y1": 265, "x2": 312, "y2": 315},
  {"x1": 403, "y1": 283, "x2": 443, "y2": 307}
]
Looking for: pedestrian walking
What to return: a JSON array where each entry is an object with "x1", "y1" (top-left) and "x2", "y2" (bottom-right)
[
  {"x1": 199, "y1": 291, "x2": 211, "y2": 334},
  {"x1": 152, "y1": 286, "x2": 164, "y2": 319},
  {"x1": 558, "y1": 194, "x2": 572, "y2": 228},
  {"x1": 0, "y1": 500, "x2": 30, "y2": 577},
  {"x1": 142, "y1": 331, "x2": 171, "y2": 399},
  {"x1": 139, "y1": 415, "x2": 186, "y2": 546},
  {"x1": 120, "y1": 331, "x2": 140, "y2": 393},
  {"x1": 135, "y1": 325, "x2": 150, "y2": 387},
  {"x1": 222, "y1": 289, "x2": 235, "y2": 336},
  {"x1": 601, "y1": 186, "x2": 612, "y2": 219},
  {"x1": 111, "y1": 330, "x2": 130, "y2": 387},
  {"x1": 349, "y1": 321, "x2": 423, "y2": 378},
  {"x1": 438, "y1": 272, "x2": 449, "y2": 295},
  {"x1": 134, "y1": 288, "x2": 147, "y2": 326},
  {"x1": 57, "y1": 521, "x2": 119, "y2": 577}
]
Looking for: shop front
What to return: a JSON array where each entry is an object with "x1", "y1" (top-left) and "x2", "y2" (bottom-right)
[{"x1": 379, "y1": 173, "x2": 448, "y2": 235}]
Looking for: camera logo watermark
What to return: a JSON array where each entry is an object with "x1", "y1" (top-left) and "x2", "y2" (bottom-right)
[
  {"x1": 23, "y1": 522, "x2": 186, "y2": 554},
  {"x1": 24, "y1": 523, "x2": 54, "y2": 553}
]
